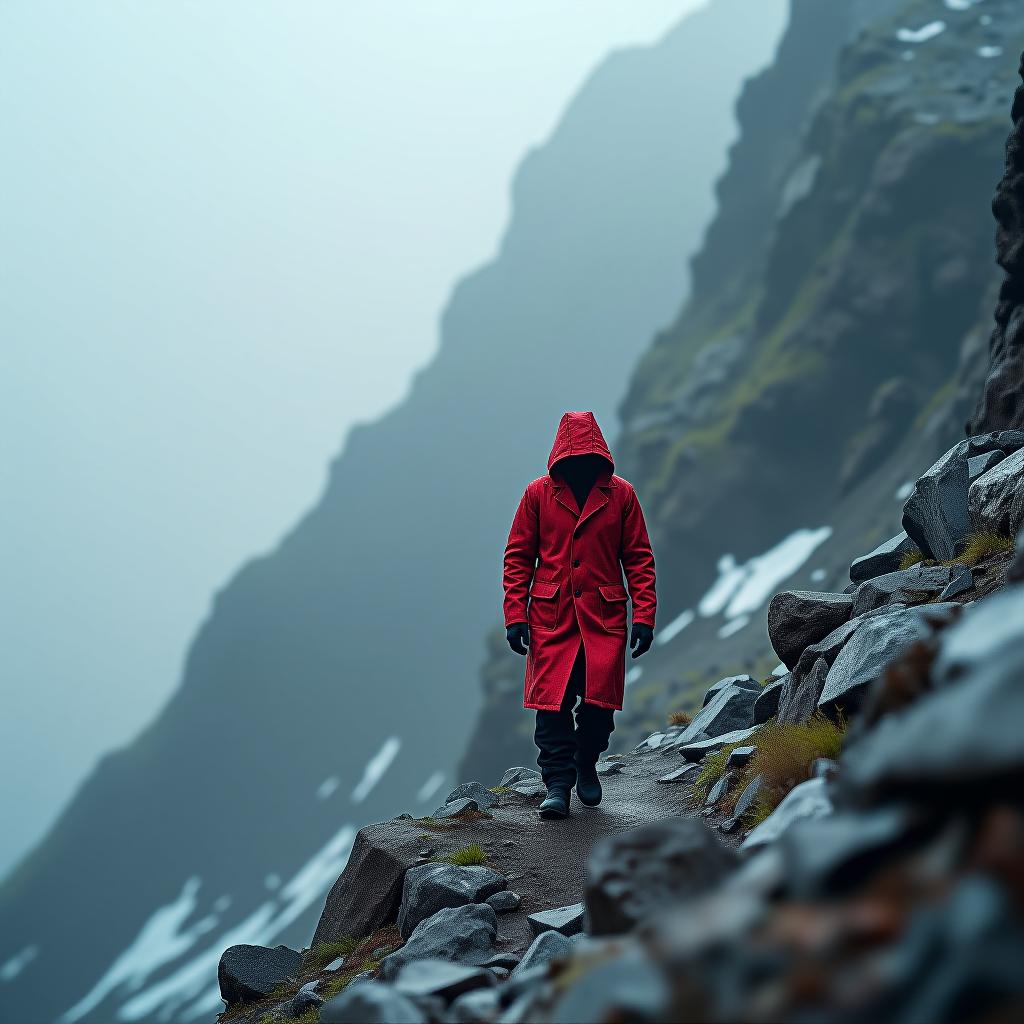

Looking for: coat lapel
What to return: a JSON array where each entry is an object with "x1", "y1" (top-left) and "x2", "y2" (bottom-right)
[
  {"x1": 553, "y1": 484, "x2": 581, "y2": 518},
  {"x1": 575, "y1": 485, "x2": 610, "y2": 531}
]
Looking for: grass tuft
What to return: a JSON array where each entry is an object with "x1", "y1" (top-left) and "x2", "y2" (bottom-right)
[
  {"x1": 434, "y1": 842, "x2": 488, "y2": 866},
  {"x1": 899, "y1": 548, "x2": 924, "y2": 570},
  {"x1": 667, "y1": 709, "x2": 693, "y2": 726},
  {"x1": 302, "y1": 938, "x2": 358, "y2": 974},
  {"x1": 949, "y1": 530, "x2": 1015, "y2": 568}
]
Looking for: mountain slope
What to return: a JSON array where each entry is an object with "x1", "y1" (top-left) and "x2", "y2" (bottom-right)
[
  {"x1": 0, "y1": 4, "x2": 789, "y2": 1022},
  {"x1": 460, "y1": 0, "x2": 1024, "y2": 780}
]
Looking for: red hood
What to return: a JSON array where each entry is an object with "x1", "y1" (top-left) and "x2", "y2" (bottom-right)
[{"x1": 547, "y1": 411, "x2": 615, "y2": 475}]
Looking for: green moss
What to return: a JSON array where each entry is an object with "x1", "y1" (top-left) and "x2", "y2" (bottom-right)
[
  {"x1": 949, "y1": 531, "x2": 1015, "y2": 568},
  {"x1": 434, "y1": 843, "x2": 488, "y2": 866},
  {"x1": 302, "y1": 938, "x2": 358, "y2": 974}
]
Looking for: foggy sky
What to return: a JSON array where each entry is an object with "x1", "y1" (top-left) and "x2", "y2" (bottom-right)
[{"x1": 0, "y1": 2, "x2": 707, "y2": 878}]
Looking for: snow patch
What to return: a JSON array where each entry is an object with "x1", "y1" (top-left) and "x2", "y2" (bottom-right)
[
  {"x1": 810, "y1": 568, "x2": 827, "y2": 583},
  {"x1": 415, "y1": 771, "x2": 446, "y2": 803},
  {"x1": 698, "y1": 554, "x2": 747, "y2": 617},
  {"x1": 316, "y1": 775, "x2": 339, "y2": 800},
  {"x1": 119, "y1": 824, "x2": 357, "y2": 1022},
  {"x1": 943, "y1": 0, "x2": 982, "y2": 9},
  {"x1": 656, "y1": 608, "x2": 695, "y2": 645},
  {"x1": 1, "y1": 945, "x2": 38, "y2": 983},
  {"x1": 896, "y1": 21, "x2": 946, "y2": 43},
  {"x1": 351, "y1": 736, "x2": 401, "y2": 803},
  {"x1": 978, "y1": 45, "x2": 1002, "y2": 58},
  {"x1": 625, "y1": 666, "x2": 643, "y2": 685},
  {"x1": 59, "y1": 877, "x2": 215, "y2": 1023},
  {"x1": 895, "y1": 480, "x2": 915, "y2": 501},
  {"x1": 718, "y1": 615, "x2": 750, "y2": 639}
]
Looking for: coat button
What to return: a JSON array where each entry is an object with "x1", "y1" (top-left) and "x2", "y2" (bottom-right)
[
  {"x1": 572, "y1": 559, "x2": 580, "y2": 567},
  {"x1": 574, "y1": 588, "x2": 582, "y2": 597}
]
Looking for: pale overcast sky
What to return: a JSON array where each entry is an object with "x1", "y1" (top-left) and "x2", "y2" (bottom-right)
[{"x1": 0, "y1": 2, "x2": 710, "y2": 878}]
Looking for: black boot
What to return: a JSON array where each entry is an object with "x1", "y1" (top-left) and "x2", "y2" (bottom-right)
[
  {"x1": 574, "y1": 761, "x2": 602, "y2": 806},
  {"x1": 539, "y1": 785, "x2": 571, "y2": 819}
]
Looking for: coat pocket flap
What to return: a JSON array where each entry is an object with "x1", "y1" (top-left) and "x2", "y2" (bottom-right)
[
  {"x1": 531, "y1": 581, "x2": 560, "y2": 600},
  {"x1": 598, "y1": 584, "x2": 629, "y2": 602}
]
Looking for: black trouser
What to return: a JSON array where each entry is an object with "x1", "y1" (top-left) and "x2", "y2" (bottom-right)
[{"x1": 533, "y1": 642, "x2": 615, "y2": 791}]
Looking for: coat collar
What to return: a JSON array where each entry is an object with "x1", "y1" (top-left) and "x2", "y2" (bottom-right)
[{"x1": 549, "y1": 469, "x2": 616, "y2": 528}]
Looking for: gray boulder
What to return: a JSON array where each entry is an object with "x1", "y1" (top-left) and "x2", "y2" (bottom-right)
[
  {"x1": 680, "y1": 726, "x2": 759, "y2": 762},
  {"x1": 486, "y1": 890, "x2": 521, "y2": 913},
  {"x1": 510, "y1": 780, "x2": 545, "y2": 797},
  {"x1": 527, "y1": 902, "x2": 585, "y2": 937},
  {"x1": 742, "y1": 777, "x2": 833, "y2": 850},
  {"x1": 217, "y1": 943, "x2": 302, "y2": 1006},
  {"x1": 679, "y1": 683, "x2": 758, "y2": 744},
  {"x1": 657, "y1": 764, "x2": 700, "y2": 784},
  {"x1": 393, "y1": 958, "x2": 495, "y2": 1004},
  {"x1": 596, "y1": 760, "x2": 625, "y2": 776},
  {"x1": 442, "y1": 782, "x2": 497, "y2": 809},
  {"x1": 498, "y1": 767, "x2": 540, "y2": 787},
  {"x1": 777, "y1": 657, "x2": 829, "y2": 725},
  {"x1": 433, "y1": 797, "x2": 480, "y2": 819},
  {"x1": 818, "y1": 605, "x2": 958, "y2": 714},
  {"x1": 768, "y1": 591, "x2": 853, "y2": 669},
  {"x1": 968, "y1": 446, "x2": 1024, "y2": 538},
  {"x1": 849, "y1": 531, "x2": 918, "y2": 583},
  {"x1": 398, "y1": 863, "x2": 507, "y2": 938},
  {"x1": 704, "y1": 769, "x2": 737, "y2": 807},
  {"x1": 584, "y1": 818, "x2": 739, "y2": 935},
  {"x1": 287, "y1": 980, "x2": 323, "y2": 1017},
  {"x1": 726, "y1": 746, "x2": 756, "y2": 769},
  {"x1": 448, "y1": 986, "x2": 501, "y2": 1023},
  {"x1": 701, "y1": 673, "x2": 761, "y2": 706},
  {"x1": 790, "y1": 614, "x2": 866, "y2": 680},
  {"x1": 901, "y1": 439, "x2": 972, "y2": 560},
  {"x1": 509, "y1": 929, "x2": 575, "y2": 980},
  {"x1": 842, "y1": 587, "x2": 1024, "y2": 797},
  {"x1": 733, "y1": 774, "x2": 765, "y2": 819},
  {"x1": 968, "y1": 450, "x2": 1005, "y2": 479},
  {"x1": 320, "y1": 981, "x2": 426, "y2": 1023},
  {"x1": 379, "y1": 904, "x2": 498, "y2": 981},
  {"x1": 753, "y1": 677, "x2": 784, "y2": 724},
  {"x1": 850, "y1": 564, "x2": 952, "y2": 617},
  {"x1": 937, "y1": 565, "x2": 973, "y2": 602}
]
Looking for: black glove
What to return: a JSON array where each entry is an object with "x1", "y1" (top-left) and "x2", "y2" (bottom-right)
[
  {"x1": 630, "y1": 623, "x2": 654, "y2": 659},
  {"x1": 506, "y1": 622, "x2": 530, "y2": 656}
]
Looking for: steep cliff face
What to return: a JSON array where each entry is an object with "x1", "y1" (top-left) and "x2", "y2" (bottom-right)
[
  {"x1": 461, "y1": 0, "x2": 1024, "y2": 782},
  {"x1": 0, "y1": 5, "x2": 790, "y2": 1023},
  {"x1": 970, "y1": 50, "x2": 1024, "y2": 433}
]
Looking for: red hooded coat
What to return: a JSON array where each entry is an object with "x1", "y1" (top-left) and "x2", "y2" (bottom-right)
[{"x1": 503, "y1": 412, "x2": 657, "y2": 711}]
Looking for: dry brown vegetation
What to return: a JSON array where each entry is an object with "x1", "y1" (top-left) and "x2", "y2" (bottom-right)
[{"x1": 668, "y1": 709, "x2": 693, "y2": 726}]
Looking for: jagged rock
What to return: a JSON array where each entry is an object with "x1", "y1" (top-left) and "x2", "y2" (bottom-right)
[
  {"x1": 776, "y1": 657, "x2": 829, "y2": 725},
  {"x1": 527, "y1": 903, "x2": 585, "y2": 937},
  {"x1": 679, "y1": 684, "x2": 758, "y2": 743},
  {"x1": 635, "y1": 731, "x2": 667, "y2": 751},
  {"x1": 398, "y1": 863, "x2": 507, "y2": 938},
  {"x1": 842, "y1": 587, "x2": 1024, "y2": 798},
  {"x1": 379, "y1": 904, "x2": 498, "y2": 981},
  {"x1": 499, "y1": 767, "x2": 541, "y2": 787},
  {"x1": 546, "y1": 939, "x2": 670, "y2": 1024},
  {"x1": 850, "y1": 565, "x2": 953, "y2": 617},
  {"x1": 790, "y1": 614, "x2": 866, "y2": 680},
  {"x1": 314, "y1": 820, "x2": 430, "y2": 945},
  {"x1": 585, "y1": 818, "x2": 739, "y2": 935},
  {"x1": 480, "y1": 951, "x2": 521, "y2": 971},
  {"x1": 510, "y1": 781, "x2": 546, "y2": 797},
  {"x1": 742, "y1": 777, "x2": 833, "y2": 850},
  {"x1": 658, "y1": 764, "x2": 699, "y2": 784},
  {"x1": 705, "y1": 769, "x2": 737, "y2": 807},
  {"x1": 320, "y1": 981, "x2": 426, "y2": 1023},
  {"x1": 968, "y1": 450, "x2": 1005, "y2": 479},
  {"x1": 433, "y1": 797, "x2": 480, "y2": 819},
  {"x1": 442, "y1": 782, "x2": 497, "y2": 809},
  {"x1": 818, "y1": 605, "x2": 957, "y2": 714},
  {"x1": 285, "y1": 981, "x2": 323, "y2": 1017},
  {"x1": 753, "y1": 677, "x2": 784, "y2": 724},
  {"x1": 486, "y1": 890, "x2": 521, "y2": 913},
  {"x1": 937, "y1": 565, "x2": 973, "y2": 602},
  {"x1": 778, "y1": 806, "x2": 928, "y2": 898},
  {"x1": 217, "y1": 943, "x2": 302, "y2": 1006},
  {"x1": 901, "y1": 440, "x2": 973, "y2": 560},
  {"x1": 680, "y1": 726, "x2": 759, "y2": 762},
  {"x1": 849, "y1": 531, "x2": 918, "y2": 583},
  {"x1": 701, "y1": 674, "x2": 761, "y2": 706},
  {"x1": 733, "y1": 774, "x2": 765, "y2": 819},
  {"x1": 510, "y1": 929, "x2": 575, "y2": 979},
  {"x1": 727, "y1": 746, "x2": 756, "y2": 769},
  {"x1": 770, "y1": 662, "x2": 788, "y2": 678},
  {"x1": 968, "y1": 447, "x2": 1024, "y2": 537},
  {"x1": 448, "y1": 986, "x2": 501, "y2": 1023},
  {"x1": 768, "y1": 591, "x2": 853, "y2": 669},
  {"x1": 393, "y1": 958, "x2": 496, "y2": 1004},
  {"x1": 596, "y1": 760, "x2": 625, "y2": 776}
]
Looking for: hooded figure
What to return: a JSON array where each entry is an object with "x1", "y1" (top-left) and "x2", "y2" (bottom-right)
[{"x1": 503, "y1": 411, "x2": 656, "y2": 818}]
